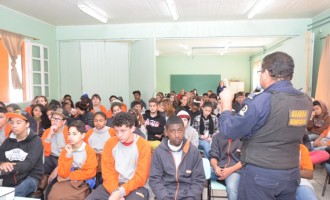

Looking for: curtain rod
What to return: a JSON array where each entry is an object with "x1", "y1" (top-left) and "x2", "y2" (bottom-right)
[
  {"x1": 0, "y1": 29, "x2": 39, "y2": 40},
  {"x1": 307, "y1": 20, "x2": 330, "y2": 31}
]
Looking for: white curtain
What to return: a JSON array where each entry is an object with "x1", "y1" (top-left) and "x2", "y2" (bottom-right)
[
  {"x1": 0, "y1": 30, "x2": 24, "y2": 89},
  {"x1": 129, "y1": 38, "x2": 156, "y2": 105},
  {"x1": 80, "y1": 41, "x2": 129, "y2": 109},
  {"x1": 59, "y1": 41, "x2": 82, "y2": 102}
]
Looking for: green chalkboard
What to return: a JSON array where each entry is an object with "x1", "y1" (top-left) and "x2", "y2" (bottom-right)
[{"x1": 170, "y1": 75, "x2": 221, "y2": 94}]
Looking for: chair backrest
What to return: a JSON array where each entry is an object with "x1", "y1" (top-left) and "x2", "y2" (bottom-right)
[{"x1": 202, "y1": 158, "x2": 211, "y2": 179}]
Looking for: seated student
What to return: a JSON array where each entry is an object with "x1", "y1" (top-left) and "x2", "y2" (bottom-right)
[
  {"x1": 84, "y1": 112, "x2": 115, "y2": 153},
  {"x1": 209, "y1": 132, "x2": 242, "y2": 200},
  {"x1": 46, "y1": 120, "x2": 98, "y2": 200},
  {"x1": 307, "y1": 100, "x2": 330, "y2": 141},
  {"x1": 149, "y1": 116, "x2": 205, "y2": 199},
  {"x1": 128, "y1": 108, "x2": 147, "y2": 138},
  {"x1": 106, "y1": 101, "x2": 122, "y2": 127},
  {"x1": 41, "y1": 108, "x2": 69, "y2": 179},
  {"x1": 117, "y1": 96, "x2": 128, "y2": 112},
  {"x1": 192, "y1": 101, "x2": 219, "y2": 158},
  {"x1": 296, "y1": 144, "x2": 318, "y2": 200},
  {"x1": 130, "y1": 90, "x2": 147, "y2": 110},
  {"x1": 86, "y1": 112, "x2": 151, "y2": 200},
  {"x1": 91, "y1": 94, "x2": 108, "y2": 115},
  {"x1": 6, "y1": 103, "x2": 21, "y2": 113},
  {"x1": 0, "y1": 111, "x2": 43, "y2": 197},
  {"x1": 175, "y1": 95, "x2": 190, "y2": 114},
  {"x1": 160, "y1": 98, "x2": 176, "y2": 121},
  {"x1": 208, "y1": 93, "x2": 218, "y2": 111},
  {"x1": 188, "y1": 98, "x2": 202, "y2": 125},
  {"x1": 0, "y1": 107, "x2": 11, "y2": 145},
  {"x1": 232, "y1": 91, "x2": 245, "y2": 113},
  {"x1": 131, "y1": 100, "x2": 144, "y2": 115},
  {"x1": 75, "y1": 101, "x2": 94, "y2": 130},
  {"x1": 28, "y1": 104, "x2": 51, "y2": 137},
  {"x1": 143, "y1": 98, "x2": 166, "y2": 150},
  {"x1": 176, "y1": 110, "x2": 199, "y2": 147}
]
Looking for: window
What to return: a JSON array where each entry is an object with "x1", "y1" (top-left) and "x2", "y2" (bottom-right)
[{"x1": 0, "y1": 40, "x2": 50, "y2": 103}]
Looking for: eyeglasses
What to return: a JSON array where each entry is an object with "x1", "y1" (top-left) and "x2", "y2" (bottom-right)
[
  {"x1": 257, "y1": 70, "x2": 264, "y2": 76},
  {"x1": 51, "y1": 117, "x2": 64, "y2": 122}
]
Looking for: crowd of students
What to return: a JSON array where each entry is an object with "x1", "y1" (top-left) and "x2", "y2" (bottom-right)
[{"x1": 0, "y1": 82, "x2": 330, "y2": 200}]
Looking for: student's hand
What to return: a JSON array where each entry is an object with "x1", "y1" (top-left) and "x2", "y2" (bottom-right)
[
  {"x1": 57, "y1": 176, "x2": 69, "y2": 182},
  {"x1": 49, "y1": 125, "x2": 58, "y2": 137},
  {"x1": 48, "y1": 167, "x2": 58, "y2": 184},
  {"x1": 155, "y1": 134, "x2": 162, "y2": 139},
  {"x1": 219, "y1": 167, "x2": 233, "y2": 180},
  {"x1": 0, "y1": 162, "x2": 16, "y2": 172},
  {"x1": 65, "y1": 144, "x2": 73, "y2": 156},
  {"x1": 109, "y1": 190, "x2": 121, "y2": 200},
  {"x1": 219, "y1": 88, "x2": 234, "y2": 104},
  {"x1": 214, "y1": 166, "x2": 222, "y2": 177},
  {"x1": 314, "y1": 138, "x2": 322, "y2": 146},
  {"x1": 310, "y1": 111, "x2": 315, "y2": 120}
]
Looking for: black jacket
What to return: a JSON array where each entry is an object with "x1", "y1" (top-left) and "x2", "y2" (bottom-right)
[
  {"x1": 0, "y1": 129, "x2": 44, "y2": 186},
  {"x1": 143, "y1": 111, "x2": 166, "y2": 141}
]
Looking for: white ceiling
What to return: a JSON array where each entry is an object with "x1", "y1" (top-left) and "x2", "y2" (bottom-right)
[{"x1": 1, "y1": 0, "x2": 329, "y2": 56}]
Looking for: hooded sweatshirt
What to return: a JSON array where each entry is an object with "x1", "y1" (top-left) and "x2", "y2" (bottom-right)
[
  {"x1": 149, "y1": 137, "x2": 205, "y2": 200},
  {"x1": 307, "y1": 100, "x2": 330, "y2": 135},
  {"x1": 143, "y1": 110, "x2": 166, "y2": 141},
  {"x1": 0, "y1": 129, "x2": 44, "y2": 186}
]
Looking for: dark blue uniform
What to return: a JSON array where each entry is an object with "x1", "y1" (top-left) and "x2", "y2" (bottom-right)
[{"x1": 219, "y1": 80, "x2": 311, "y2": 200}]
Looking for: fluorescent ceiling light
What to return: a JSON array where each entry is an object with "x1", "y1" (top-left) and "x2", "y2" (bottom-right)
[
  {"x1": 247, "y1": 0, "x2": 273, "y2": 19},
  {"x1": 165, "y1": 0, "x2": 179, "y2": 21},
  {"x1": 78, "y1": 1, "x2": 109, "y2": 23}
]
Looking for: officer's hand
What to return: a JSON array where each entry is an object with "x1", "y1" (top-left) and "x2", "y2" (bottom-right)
[{"x1": 220, "y1": 88, "x2": 234, "y2": 111}]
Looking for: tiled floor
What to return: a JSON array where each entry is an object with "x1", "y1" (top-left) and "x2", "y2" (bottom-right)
[{"x1": 201, "y1": 164, "x2": 330, "y2": 200}]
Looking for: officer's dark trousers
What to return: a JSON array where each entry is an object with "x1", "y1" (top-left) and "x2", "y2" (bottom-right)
[{"x1": 237, "y1": 164, "x2": 300, "y2": 200}]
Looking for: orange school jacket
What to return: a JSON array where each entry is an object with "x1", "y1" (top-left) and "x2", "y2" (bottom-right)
[
  {"x1": 84, "y1": 127, "x2": 116, "y2": 143},
  {"x1": 102, "y1": 135, "x2": 151, "y2": 196},
  {"x1": 41, "y1": 126, "x2": 69, "y2": 156},
  {"x1": 58, "y1": 143, "x2": 97, "y2": 180},
  {"x1": 91, "y1": 105, "x2": 108, "y2": 116}
]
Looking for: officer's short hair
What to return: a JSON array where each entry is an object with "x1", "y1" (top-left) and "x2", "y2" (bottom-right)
[{"x1": 262, "y1": 51, "x2": 294, "y2": 80}]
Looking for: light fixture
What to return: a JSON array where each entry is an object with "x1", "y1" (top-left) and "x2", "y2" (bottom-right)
[
  {"x1": 78, "y1": 1, "x2": 109, "y2": 23},
  {"x1": 155, "y1": 50, "x2": 160, "y2": 56},
  {"x1": 247, "y1": 0, "x2": 273, "y2": 19},
  {"x1": 165, "y1": 0, "x2": 179, "y2": 21}
]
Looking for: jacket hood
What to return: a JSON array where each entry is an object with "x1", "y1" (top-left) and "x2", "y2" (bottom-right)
[
  {"x1": 8, "y1": 129, "x2": 37, "y2": 142},
  {"x1": 317, "y1": 100, "x2": 329, "y2": 119}
]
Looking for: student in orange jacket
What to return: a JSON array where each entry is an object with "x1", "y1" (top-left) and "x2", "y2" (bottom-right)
[
  {"x1": 41, "y1": 108, "x2": 69, "y2": 175},
  {"x1": 86, "y1": 112, "x2": 151, "y2": 200},
  {"x1": 91, "y1": 94, "x2": 108, "y2": 116},
  {"x1": 0, "y1": 107, "x2": 11, "y2": 145},
  {"x1": 46, "y1": 120, "x2": 97, "y2": 200}
]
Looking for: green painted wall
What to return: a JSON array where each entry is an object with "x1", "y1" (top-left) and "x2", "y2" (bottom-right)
[
  {"x1": 250, "y1": 34, "x2": 309, "y2": 94},
  {"x1": 156, "y1": 55, "x2": 250, "y2": 94},
  {"x1": 0, "y1": 5, "x2": 58, "y2": 101},
  {"x1": 311, "y1": 9, "x2": 330, "y2": 97}
]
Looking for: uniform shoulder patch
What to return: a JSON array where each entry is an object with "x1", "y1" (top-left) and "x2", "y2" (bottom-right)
[{"x1": 238, "y1": 105, "x2": 248, "y2": 116}]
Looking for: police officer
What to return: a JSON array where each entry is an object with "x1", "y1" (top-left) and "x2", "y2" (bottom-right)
[{"x1": 218, "y1": 51, "x2": 312, "y2": 200}]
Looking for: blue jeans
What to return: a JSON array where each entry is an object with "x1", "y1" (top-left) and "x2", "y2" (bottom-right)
[
  {"x1": 15, "y1": 176, "x2": 39, "y2": 197},
  {"x1": 296, "y1": 185, "x2": 317, "y2": 200},
  {"x1": 237, "y1": 164, "x2": 300, "y2": 200},
  {"x1": 211, "y1": 168, "x2": 240, "y2": 200},
  {"x1": 198, "y1": 139, "x2": 211, "y2": 159}
]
